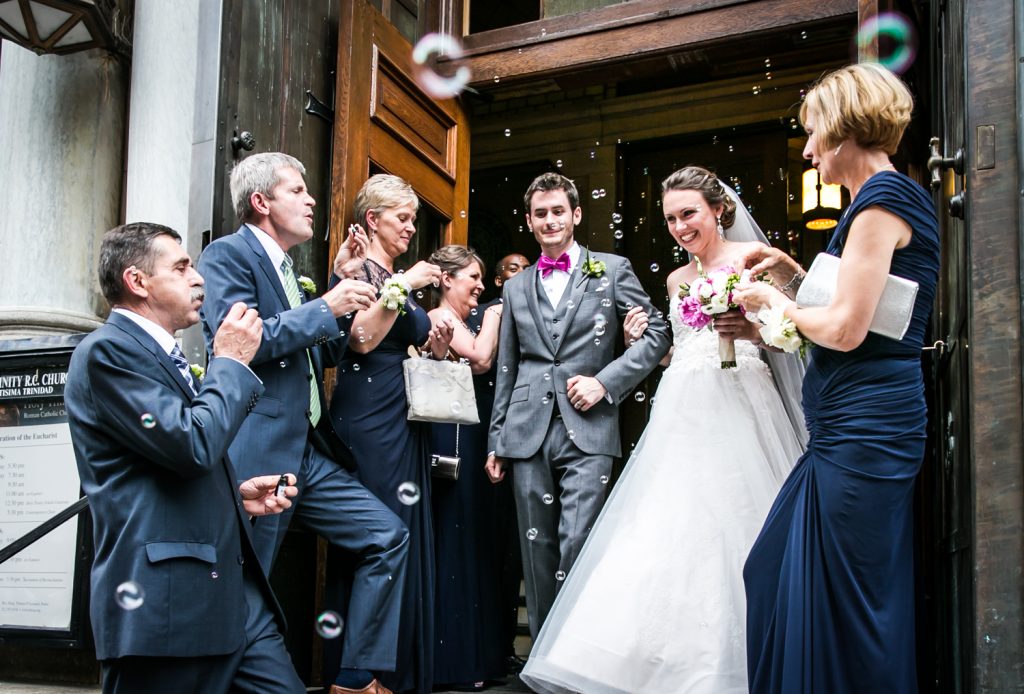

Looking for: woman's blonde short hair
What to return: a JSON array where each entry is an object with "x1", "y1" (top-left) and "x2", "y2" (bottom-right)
[
  {"x1": 353, "y1": 174, "x2": 419, "y2": 227},
  {"x1": 799, "y1": 62, "x2": 913, "y2": 155}
]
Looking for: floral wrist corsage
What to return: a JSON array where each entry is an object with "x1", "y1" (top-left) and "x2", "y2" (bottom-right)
[
  {"x1": 581, "y1": 252, "x2": 606, "y2": 278},
  {"x1": 380, "y1": 276, "x2": 410, "y2": 314},
  {"x1": 298, "y1": 275, "x2": 317, "y2": 294},
  {"x1": 756, "y1": 305, "x2": 811, "y2": 357}
]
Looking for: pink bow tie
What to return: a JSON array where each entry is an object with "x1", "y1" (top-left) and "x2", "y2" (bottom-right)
[{"x1": 537, "y1": 253, "x2": 570, "y2": 278}]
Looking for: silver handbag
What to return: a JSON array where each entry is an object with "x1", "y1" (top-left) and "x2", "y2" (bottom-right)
[
  {"x1": 430, "y1": 424, "x2": 463, "y2": 481},
  {"x1": 402, "y1": 356, "x2": 480, "y2": 425},
  {"x1": 796, "y1": 252, "x2": 919, "y2": 341}
]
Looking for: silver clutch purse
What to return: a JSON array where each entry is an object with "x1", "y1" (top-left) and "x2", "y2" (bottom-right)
[
  {"x1": 402, "y1": 356, "x2": 480, "y2": 425},
  {"x1": 796, "y1": 252, "x2": 919, "y2": 341}
]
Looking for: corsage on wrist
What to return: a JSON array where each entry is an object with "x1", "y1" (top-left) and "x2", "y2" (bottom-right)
[
  {"x1": 380, "y1": 276, "x2": 410, "y2": 314},
  {"x1": 755, "y1": 305, "x2": 811, "y2": 357}
]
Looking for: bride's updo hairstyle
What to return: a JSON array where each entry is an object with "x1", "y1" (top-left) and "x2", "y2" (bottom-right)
[
  {"x1": 799, "y1": 62, "x2": 912, "y2": 155},
  {"x1": 661, "y1": 166, "x2": 737, "y2": 229}
]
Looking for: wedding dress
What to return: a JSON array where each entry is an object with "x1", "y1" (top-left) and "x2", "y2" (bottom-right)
[{"x1": 520, "y1": 297, "x2": 806, "y2": 694}]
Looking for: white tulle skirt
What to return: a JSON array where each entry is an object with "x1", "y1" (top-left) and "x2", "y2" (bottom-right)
[{"x1": 520, "y1": 348, "x2": 804, "y2": 694}]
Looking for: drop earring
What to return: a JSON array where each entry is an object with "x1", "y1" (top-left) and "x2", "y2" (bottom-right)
[{"x1": 716, "y1": 216, "x2": 724, "y2": 238}]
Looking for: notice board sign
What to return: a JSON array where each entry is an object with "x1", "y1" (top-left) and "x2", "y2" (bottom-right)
[{"x1": 0, "y1": 335, "x2": 91, "y2": 646}]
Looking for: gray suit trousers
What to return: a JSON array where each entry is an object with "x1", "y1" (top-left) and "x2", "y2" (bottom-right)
[{"x1": 512, "y1": 412, "x2": 612, "y2": 639}]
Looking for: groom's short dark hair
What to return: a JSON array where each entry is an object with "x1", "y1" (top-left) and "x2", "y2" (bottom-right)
[{"x1": 524, "y1": 172, "x2": 580, "y2": 212}]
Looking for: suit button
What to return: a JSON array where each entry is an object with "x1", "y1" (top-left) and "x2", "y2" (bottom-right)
[
  {"x1": 546, "y1": 391, "x2": 553, "y2": 399},
  {"x1": 308, "y1": 373, "x2": 313, "y2": 381},
  {"x1": 552, "y1": 333, "x2": 559, "y2": 340},
  {"x1": 552, "y1": 318, "x2": 560, "y2": 323},
  {"x1": 237, "y1": 555, "x2": 245, "y2": 565},
  {"x1": 554, "y1": 360, "x2": 562, "y2": 366},
  {"x1": 305, "y1": 409, "x2": 312, "y2": 418},
  {"x1": 280, "y1": 360, "x2": 287, "y2": 368}
]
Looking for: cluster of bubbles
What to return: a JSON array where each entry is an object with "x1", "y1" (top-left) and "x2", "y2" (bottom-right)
[
  {"x1": 316, "y1": 610, "x2": 344, "y2": 639},
  {"x1": 857, "y1": 12, "x2": 917, "y2": 74},
  {"x1": 591, "y1": 188, "x2": 607, "y2": 199},
  {"x1": 411, "y1": 33, "x2": 471, "y2": 99}
]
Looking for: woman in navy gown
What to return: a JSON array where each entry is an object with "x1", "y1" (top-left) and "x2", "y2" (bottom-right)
[
  {"x1": 733, "y1": 63, "x2": 939, "y2": 693},
  {"x1": 332, "y1": 174, "x2": 452, "y2": 694},
  {"x1": 425, "y1": 245, "x2": 508, "y2": 691}
]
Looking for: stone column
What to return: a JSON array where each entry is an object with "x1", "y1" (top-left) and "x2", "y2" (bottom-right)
[{"x1": 0, "y1": 41, "x2": 127, "y2": 338}]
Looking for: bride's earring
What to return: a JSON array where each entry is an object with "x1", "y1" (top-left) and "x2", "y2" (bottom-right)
[{"x1": 716, "y1": 216, "x2": 724, "y2": 238}]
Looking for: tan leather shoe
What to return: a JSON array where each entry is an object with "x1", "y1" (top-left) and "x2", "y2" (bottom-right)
[{"x1": 330, "y1": 680, "x2": 394, "y2": 694}]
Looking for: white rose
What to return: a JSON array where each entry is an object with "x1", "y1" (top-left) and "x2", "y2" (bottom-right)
[
  {"x1": 692, "y1": 278, "x2": 713, "y2": 299},
  {"x1": 709, "y1": 270, "x2": 729, "y2": 295},
  {"x1": 707, "y1": 292, "x2": 729, "y2": 314}
]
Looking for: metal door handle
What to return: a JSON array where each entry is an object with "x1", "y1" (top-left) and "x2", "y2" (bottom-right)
[{"x1": 927, "y1": 136, "x2": 964, "y2": 190}]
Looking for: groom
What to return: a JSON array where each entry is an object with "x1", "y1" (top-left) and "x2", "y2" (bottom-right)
[{"x1": 486, "y1": 172, "x2": 670, "y2": 637}]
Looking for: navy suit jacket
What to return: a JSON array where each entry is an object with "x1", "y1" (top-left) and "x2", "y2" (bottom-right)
[
  {"x1": 65, "y1": 312, "x2": 280, "y2": 660},
  {"x1": 198, "y1": 225, "x2": 353, "y2": 483}
]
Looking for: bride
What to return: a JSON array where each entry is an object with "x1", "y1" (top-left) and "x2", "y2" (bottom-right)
[{"x1": 520, "y1": 166, "x2": 807, "y2": 694}]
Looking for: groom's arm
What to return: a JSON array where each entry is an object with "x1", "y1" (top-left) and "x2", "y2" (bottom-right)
[
  {"x1": 594, "y1": 258, "x2": 671, "y2": 405},
  {"x1": 488, "y1": 283, "x2": 520, "y2": 456}
]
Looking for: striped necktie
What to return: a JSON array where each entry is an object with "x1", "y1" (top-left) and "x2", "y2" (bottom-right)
[
  {"x1": 169, "y1": 344, "x2": 196, "y2": 395},
  {"x1": 280, "y1": 257, "x2": 322, "y2": 427}
]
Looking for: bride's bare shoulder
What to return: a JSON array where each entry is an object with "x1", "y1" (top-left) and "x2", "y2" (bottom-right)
[{"x1": 666, "y1": 263, "x2": 697, "y2": 291}]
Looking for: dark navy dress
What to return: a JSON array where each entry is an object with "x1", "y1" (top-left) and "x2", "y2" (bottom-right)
[
  {"x1": 429, "y1": 304, "x2": 513, "y2": 687},
  {"x1": 744, "y1": 171, "x2": 939, "y2": 693},
  {"x1": 333, "y1": 260, "x2": 434, "y2": 694}
]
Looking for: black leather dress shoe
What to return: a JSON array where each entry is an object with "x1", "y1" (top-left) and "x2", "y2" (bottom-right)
[{"x1": 505, "y1": 655, "x2": 526, "y2": 674}]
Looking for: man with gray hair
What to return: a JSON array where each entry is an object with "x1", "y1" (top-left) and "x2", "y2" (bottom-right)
[{"x1": 199, "y1": 152, "x2": 407, "y2": 694}]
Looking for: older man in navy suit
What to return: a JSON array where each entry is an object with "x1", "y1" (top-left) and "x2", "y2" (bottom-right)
[
  {"x1": 199, "y1": 152, "x2": 407, "y2": 694},
  {"x1": 66, "y1": 222, "x2": 304, "y2": 693}
]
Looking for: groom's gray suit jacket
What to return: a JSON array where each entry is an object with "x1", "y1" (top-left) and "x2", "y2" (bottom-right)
[{"x1": 488, "y1": 249, "x2": 670, "y2": 459}]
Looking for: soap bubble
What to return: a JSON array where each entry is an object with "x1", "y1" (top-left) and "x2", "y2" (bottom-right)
[
  {"x1": 634, "y1": 391, "x2": 646, "y2": 403},
  {"x1": 397, "y1": 482, "x2": 421, "y2": 505},
  {"x1": 139, "y1": 413, "x2": 156, "y2": 429},
  {"x1": 115, "y1": 581, "x2": 145, "y2": 610},
  {"x1": 315, "y1": 610, "x2": 344, "y2": 639},
  {"x1": 542, "y1": 493, "x2": 554, "y2": 505},
  {"x1": 411, "y1": 33, "x2": 471, "y2": 99},
  {"x1": 856, "y1": 12, "x2": 917, "y2": 74},
  {"x1": 526, "y1": 528, "x2": 538, "y2": 541},
  {"x1": 555, "y1": 570, "x2": 566, "y2": 581}
]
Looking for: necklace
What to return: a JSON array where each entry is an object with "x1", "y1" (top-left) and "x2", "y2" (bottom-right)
[{"x1": 441, "y1": 303, "x2": 477, "y2": 335}]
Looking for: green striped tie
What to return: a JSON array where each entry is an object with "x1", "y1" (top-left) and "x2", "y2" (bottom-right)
[{"x1": 280, "y1": 257, "x2": 321, "y2": 427}]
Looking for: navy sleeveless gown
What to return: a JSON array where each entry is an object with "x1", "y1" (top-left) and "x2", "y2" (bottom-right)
[
  {"x1": 744, "y1": 171, "x2": 939, "y2": 693},
  {"x1": 332, "y1": 260, "x2": 434, "y2": 694}
]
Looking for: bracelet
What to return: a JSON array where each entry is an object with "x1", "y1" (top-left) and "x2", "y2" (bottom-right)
[{"x1": 778, "y1": 270, "x2": 805, "y2": 295}]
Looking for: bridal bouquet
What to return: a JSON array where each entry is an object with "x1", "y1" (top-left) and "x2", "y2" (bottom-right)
[{"x1": 678, "y1": 261, "x2": 743, "y2": 368}]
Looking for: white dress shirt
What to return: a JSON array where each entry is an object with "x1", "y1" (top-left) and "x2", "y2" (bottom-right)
[
  {"x1": 538, "y1": 242, "x2": 581, "y2": 307},
  {"x1": 246, "y1": 223, "x2": 290, "y2": 286}
]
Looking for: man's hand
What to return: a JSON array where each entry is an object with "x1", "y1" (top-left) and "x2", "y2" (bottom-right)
[
  {"x1": 322, "y1": 278, "x2": 377, "y2": 317},
  {"x1": 485, "y1": 453, "x2": 506, "y2": 483},
  {"x1": 333, "y1": 224, "x2": 370, "y2": 279},
  {"x1": 240, "y1": 473, "x2": 297, "y2": 516},
  {"x1": 566, "y1": 375, "x2": 607, "y2": 412},
  {"x1": 212, "y1": 302, "x2": 263, "y2": 364}
]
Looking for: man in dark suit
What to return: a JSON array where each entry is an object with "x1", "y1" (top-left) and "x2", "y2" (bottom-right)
[
  {"x1": 66, "y1": 222, "x2": 304, "y2": 693},
  {"x1": 199, "y1": 152, "x2": 406, "y2": 694}
]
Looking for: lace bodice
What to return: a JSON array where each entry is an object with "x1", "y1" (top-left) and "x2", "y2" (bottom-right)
[{"x1": 668, "y1": 297, "x2": 766, "y2": 373}]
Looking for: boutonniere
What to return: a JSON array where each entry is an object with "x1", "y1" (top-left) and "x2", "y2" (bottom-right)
[
  {"x1": 189, "y1": 363, "x2": 205, "y2": 381},
  {"x1": 298, "y1": 275, "x2": 317, "y2": 294},
  {"x1": 581, "y1": 252, "x2": 606, "y2": 278}
]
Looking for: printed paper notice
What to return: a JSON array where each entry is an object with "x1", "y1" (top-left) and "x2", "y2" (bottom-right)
[{"x1": 0, "y1": 423, "x2": 81, "y2": 629}]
